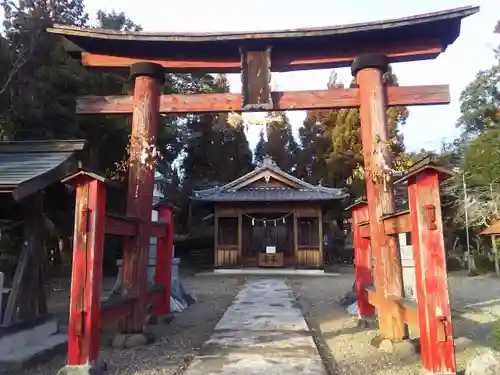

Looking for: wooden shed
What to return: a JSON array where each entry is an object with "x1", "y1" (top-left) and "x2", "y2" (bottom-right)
[
  {"x1": 191, "y1": 157, "x2": 348, "y2": 269},
  {"x1": 0, "y1": 140, "x2": 85, "y2": 327}
]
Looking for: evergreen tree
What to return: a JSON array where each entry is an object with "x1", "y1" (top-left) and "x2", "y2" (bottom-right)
[
  {"x1": 254, "y1": 129, "x2": 267, "y2": 165},
  {"x1": 297, "y1": 67, "x2": 410, "y2": 196},
  {"x1": 457, "y1": 20, "x2": 500, "y2": 135},
  {"x1": 0, "y1": 1, "x2": 245, "y2": 238},
  {"x1": 253, "y1": 112, "x2": 299, "y2": 174}
]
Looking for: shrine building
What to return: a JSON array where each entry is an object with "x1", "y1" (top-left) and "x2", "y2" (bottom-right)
[{"x1": 191, "y1": 157, "x2": 348, "y2": 269}]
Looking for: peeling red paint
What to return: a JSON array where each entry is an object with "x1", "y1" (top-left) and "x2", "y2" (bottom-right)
[
  {"x1": 408, "y1": 170, "x2": 456, "y2": 374},
  {"x1": 67, "y1": 177, "x2": 106, "y2": 366},
  {"x1": 352, "y1": 203, "x2": 375, "y2": 318}
]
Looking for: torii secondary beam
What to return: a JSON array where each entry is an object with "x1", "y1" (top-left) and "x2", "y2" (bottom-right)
[{"x1": 76, "y1": 85, "x2": 450, "y2": 114}]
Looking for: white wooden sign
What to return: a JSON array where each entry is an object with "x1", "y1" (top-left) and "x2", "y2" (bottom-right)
[
  {"x1": 266, "y1": 246, "x2": 276, "y2": 254},
  {"x1": 399, "y1": 233, "x2": 417, "y2": 301}
]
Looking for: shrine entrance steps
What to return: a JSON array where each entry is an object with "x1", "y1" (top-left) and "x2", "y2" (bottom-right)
[
  {"x1": 200, "y1": 269, "x2": 336, "y2": 276},
  {"x1": 183, "y1": 279, "x2": 327, "y2": 375}
]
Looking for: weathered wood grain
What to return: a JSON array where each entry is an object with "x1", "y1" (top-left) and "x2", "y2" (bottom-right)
[{"x1": 76, "y1": 85, "x2": 450, "y2": 114}]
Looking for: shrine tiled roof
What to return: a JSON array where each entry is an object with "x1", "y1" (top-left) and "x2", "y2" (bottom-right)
[
  {"x1": 191, "y1": 157, "x2": 348, "y2": 203},
  {"x1": 192, "y1": 187, "x2": 346, "y2": 202}
]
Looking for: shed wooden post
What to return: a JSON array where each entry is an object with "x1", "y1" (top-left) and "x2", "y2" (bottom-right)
[
  {"x1": 352, "y1": 54, "x2": 406, "y2": 341},
  {"x1": 293, "y1": 209, "x2": 299, "y2": 268},
  {"x1": 2, "y1": 194, "x2": 44, "y2": 325},
  {"x1": 238, "y1": 209, "x2": 243, "y2": 266},
  {"x1": 350, "y1": 201, "x2": 375, "y2": 319},
  {"x1": 214, "y1": 207, "x2": 219, "y2": 267},
  {"x1": 121, "y1": 62, "x2": 164, "y2": 332},
  {"x1": 318, "y1": 209, "x2": 324, "y2": 268},
  {"x1": 406, "y1": 167, "x2": 456, "y2": 374},
  {"x1": 0, "y1": 272, "x2": 4, "y2": 323},
  {"x1": 65, "y1": 175, "x2": 106, "y2": 368},
  {"x1": 154, "y1": 205, "x2": 174, "y2": 316}
]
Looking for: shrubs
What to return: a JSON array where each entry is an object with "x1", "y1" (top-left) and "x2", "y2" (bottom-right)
[
  {"x1": 474, "y1": 254, "x2": 496, "y2": 273},
  {"x1": 446, "y1": 256, "x2": 463, "y2": 271},
  {"x1": 492, "y1": 319, "x2": 500, "y2": 350}
]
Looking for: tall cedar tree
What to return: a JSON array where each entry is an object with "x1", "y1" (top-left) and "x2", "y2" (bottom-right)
[
  {"x1": 457, "y1": 20, "x2": 500, "y2": 135},
  {"x1": 254, "y1": 129, "x2": 267, "y2": 165},
  {"x1": 298, "y1": 68, "x2": 409, "y2": 196},
  {"x1": 0, "y1": 1, "x2": 238, "y2": 239},
  {"x1": 253, "y1": 112, "x2": 300, "y2": 174},
  {"x1": 180, "y1": 76, "x2": 254, "y2": 231}
]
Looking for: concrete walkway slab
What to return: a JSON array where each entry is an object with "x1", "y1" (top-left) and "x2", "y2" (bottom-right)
[{"x1": 183, "y1": 279, "x2": 327, "y2": 375}]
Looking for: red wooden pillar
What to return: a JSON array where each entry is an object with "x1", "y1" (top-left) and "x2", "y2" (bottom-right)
[
  {"x1": 352, "y1": 54, "x2": 406, "y2": 340},
  {"x1": 63, "y1": 172, "x2": 106, "y2": 370},
  {"x1": 405, "y1": 165, "x2": 456, "y2": 374},
  {"x1": 350, "y1": 201, "x2": 375, "y2": 319},
  {"x1": 154, "y1": 205, "x2": 174, "y2": 316},
  {"x1": 121, "y1": 63, "x2": 164, "y2": 332}
]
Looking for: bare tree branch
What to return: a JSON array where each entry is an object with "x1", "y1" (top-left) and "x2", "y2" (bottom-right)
[{"x1": 0, "y1": 29, "x2": 41, "y2": 97}]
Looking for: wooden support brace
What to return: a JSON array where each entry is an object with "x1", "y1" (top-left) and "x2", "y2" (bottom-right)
[
  {"x1": 100, "y1": 286, "x2": 166, "y2": 323},
  {"x1": 405, "y1": 166, "x2": 456, "y2": 374},
  {"x1": 151, "y1": 222, "x2": 169, "y2": 238},
  {"x1": 365, "y1": 287, "x2": 419, "y2": 328},
  {"x1": 154, "y1": 206, "x2": 174, "y2": 316},
  {"x1": 104, "y1": 215, "x2": 167, "y2": 238},
  {"x1": 350, "y1": 201, "x2": 375, "y2": 319},
  {"x1": 63, "y1": 173, "x2": 106, "y2": 367},
  {"x1": 105, "y1": 215, "x2": 138, "y2": 237},
  {"x1": 76, "y1": 85, "x2": 450, "y2": 114},
  {"x1": 355, "y1": 210, "x2": 412, "y2": 238}
]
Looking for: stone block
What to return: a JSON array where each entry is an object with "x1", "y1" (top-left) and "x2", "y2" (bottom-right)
[
  {"x1": 465, "y1": 348, "x2": 500, "y2": 375},
  {"x1": 57, "y1": 361, "x2": 107, "y2": 375},
  {"x1": 454, "y1": 336, "x2": 474, "y2": 352}
]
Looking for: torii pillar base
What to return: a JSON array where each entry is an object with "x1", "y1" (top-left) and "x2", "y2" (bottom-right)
[{"x1": 57, "y1": 361, "x2": 107, "y2": 375}]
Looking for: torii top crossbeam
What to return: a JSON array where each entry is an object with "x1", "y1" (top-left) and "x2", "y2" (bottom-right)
[{"x1": 48, "y1": 6, "x2": 478, "y2": 73}]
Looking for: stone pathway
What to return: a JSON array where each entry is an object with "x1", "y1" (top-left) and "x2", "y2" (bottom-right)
[{"x1": 183, "y1": 279, "x2": 327, "y2": 375}]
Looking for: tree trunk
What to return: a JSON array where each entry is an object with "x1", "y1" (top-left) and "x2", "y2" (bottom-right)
[{"x1": 492, "y1": 234, "x2": 500, "y2": 277}]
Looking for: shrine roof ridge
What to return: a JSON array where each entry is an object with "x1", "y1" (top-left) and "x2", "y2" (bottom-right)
[{"x1": 48, "y1": 6, "x2": 477, "y2": 43}]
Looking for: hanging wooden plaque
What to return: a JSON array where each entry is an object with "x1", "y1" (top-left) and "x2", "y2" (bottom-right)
[{"x1": 240, "y1": 47, "x2": 273, "y2": 111}]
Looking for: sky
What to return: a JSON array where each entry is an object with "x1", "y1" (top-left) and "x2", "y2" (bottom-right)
[{"x1": 30, "y1": 1, "x2": 500, "y2": 152}]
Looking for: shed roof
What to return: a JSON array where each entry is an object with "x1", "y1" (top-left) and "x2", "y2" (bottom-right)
[
  {"x1": 191, "y1": 157, "x2": 348, "y2": 203},
  {"x1": 480, "y1": 221, "x2": 500, "y2": 236},
  {"x1": 47, "y1": 6, "x2": 479, "y2": 72},
  {"x1": 0, "y1": 140, "x2": 85, "y2": 201}
]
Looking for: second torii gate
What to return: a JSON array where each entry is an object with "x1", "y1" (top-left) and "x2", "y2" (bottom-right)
[{"x1": 48, "y1": 5, "x2": 478, "y2": 375}]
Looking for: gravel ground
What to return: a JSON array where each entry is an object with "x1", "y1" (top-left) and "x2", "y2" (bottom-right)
[
  {"x1": 7, "y1": 268, "x2": 500, "y2": 375},
  {"x1": 10, "y1": 275, "x2": 243, "y2": 375},
  {"x1": 289, "y1": 268, "x2": 500, "y2": 375}
]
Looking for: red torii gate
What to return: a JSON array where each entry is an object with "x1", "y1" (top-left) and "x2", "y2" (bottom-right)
[{"x1": 48, "y1": 5, "x2": 478, "y2": 375}]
